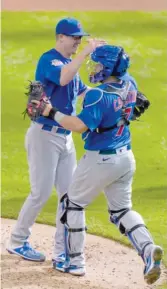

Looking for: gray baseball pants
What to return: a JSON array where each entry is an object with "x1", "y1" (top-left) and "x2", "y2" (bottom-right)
[{"x1": 10, "y1": 122, "x2": 76, "y2": 259}]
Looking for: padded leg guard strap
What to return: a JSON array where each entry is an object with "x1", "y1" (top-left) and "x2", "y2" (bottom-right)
[
  {"x1": 60, "y1": 196, "x2": 86, "y2": 267},
  {"x1": 110, "y1": 209, "x2": 153, "y2": 257}
]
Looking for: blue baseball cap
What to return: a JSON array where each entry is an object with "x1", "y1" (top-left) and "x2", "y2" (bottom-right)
[{"x1": 56, "y1": 17, "x2": 89, "y2": 36}]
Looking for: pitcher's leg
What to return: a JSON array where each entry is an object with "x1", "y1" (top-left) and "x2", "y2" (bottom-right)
[{"x1": 8, "y1": 124, "x2": 59, "y2": 261}]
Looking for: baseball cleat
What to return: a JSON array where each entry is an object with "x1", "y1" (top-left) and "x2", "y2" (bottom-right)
[
  {"x1": 53, "y1": 261, "x2": 86, "y2": 276},
  {"x1": 7, "y1": 242, "x2": 46, "y2": 262},
  {"x1": 68, "y1": 265, "x2": 86, "y2": 276},
  {"x1": 53, "y1": 260, "x2": 67, "y2": 272},
  {"x1": 144, "y1": 245, "x2": 163, "y2": 284},
  {"x1": 52, "y1": 253, "x2": 65, "y2": 263},
  {"x1": 52, "y1": 253, "x2": 68, "y2": 273}
]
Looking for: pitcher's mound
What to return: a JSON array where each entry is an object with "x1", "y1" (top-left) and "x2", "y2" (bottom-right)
[{"x1": 1, "y1": 218, "x2": 166, "y2": 289}]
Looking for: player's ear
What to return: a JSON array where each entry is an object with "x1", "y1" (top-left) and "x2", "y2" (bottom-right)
[
  {"x1": 60, "y1": 34, "x2": 67, "y2": 43},
  {"x1": 56, "y1": 34, "x2": 64, "y2": 42}
]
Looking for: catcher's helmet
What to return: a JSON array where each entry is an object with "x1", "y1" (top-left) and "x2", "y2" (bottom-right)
[{"x1": 89, "y1": 45, "x2": 130, "y2": 83}]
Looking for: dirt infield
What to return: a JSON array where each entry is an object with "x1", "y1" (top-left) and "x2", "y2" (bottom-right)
[
  {"x1": 2, "y1": 0, "x2": 167, "y2": 10},
  {"x1": 1, "y1": 218, "x2": 167, "y2": 289}
]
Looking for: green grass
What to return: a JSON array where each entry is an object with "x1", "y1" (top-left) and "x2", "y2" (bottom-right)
[
  {"x1": 158, "y1": 283, "x2": 167, "y2": 289},
  {"x1": 1, "y1": 11, "x2": 167, "y2": 266}
]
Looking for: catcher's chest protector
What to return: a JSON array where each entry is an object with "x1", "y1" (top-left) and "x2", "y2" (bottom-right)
[{"x1": 95, "y1": 82, "x2": 131, "y2": 134}]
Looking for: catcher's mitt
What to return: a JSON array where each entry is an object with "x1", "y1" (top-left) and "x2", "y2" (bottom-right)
[
  {"x1": 23, "y1": 81, "x2": 51, "y2": 121},
  {"x1": 132, "y1": 91, "x2": 150, "y2": 120}
]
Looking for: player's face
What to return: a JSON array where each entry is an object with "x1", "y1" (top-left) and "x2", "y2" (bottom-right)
[
  {"x1": 62, "y1": 35, "x2": 82, "y2": 55},
  {"x1": 87, "y1": 61, "x2": 103, "y2": 76},
  {"x1": 87, "y1": 60, "x2": 104, "y2": 83}
]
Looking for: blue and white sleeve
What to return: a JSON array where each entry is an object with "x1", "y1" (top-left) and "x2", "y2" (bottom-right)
[
  {"x1": 77, "y1": 88, "x2": 104, "y2": 131},
  {"x1": 78, "y1": 77, "x2": 87, "y2": 96},
  {"x1": 44, "y1": 58, "x2": 64, "y2": 85}
]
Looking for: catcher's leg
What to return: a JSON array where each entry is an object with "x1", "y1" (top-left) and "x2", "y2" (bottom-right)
[
  {"x1": 104, "y1": 167, "x2": 163, "y2": 285},
  {"x1": 109, "y1": 208, "x2": 163, "y2": 284},
  {"x1": 55, "y1": 195, "x2": 87, "y2": 276},
  {"x1": 55, "y1": 150, "x2": 110, "y2": 275},
  {"x1": 53, "y1": 134, "x2": 77, "y2": 262},
  {"x1": 8, "y1": 123, "x2": 61, "y2": 261}
]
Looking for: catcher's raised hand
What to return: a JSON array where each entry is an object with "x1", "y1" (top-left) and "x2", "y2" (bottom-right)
[{"x1": 23, "y1": 81, "x2": 51, "y2": 121}]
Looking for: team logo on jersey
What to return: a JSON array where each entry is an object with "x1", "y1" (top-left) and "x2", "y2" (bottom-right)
[{"x1": 51, "y1": 59, "x2": 63, "y2": 66}]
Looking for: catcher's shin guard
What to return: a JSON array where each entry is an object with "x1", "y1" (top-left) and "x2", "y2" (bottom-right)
[
  {"x1": 109, "y1": 208, "x2": 153, "y2": 259},
  {"x1": 60, "y1": 196, "x2": 86, "y2": 268},
  {"x1": 60, "y1": 194, "x2": 70, "y2": 269}
]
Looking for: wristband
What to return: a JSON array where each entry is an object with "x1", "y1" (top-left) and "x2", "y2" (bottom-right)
[
  {"x1": 54, "y1": 111, "x2": 66, "y2": 123},
  {"x1": 48, "y1": 108, "x2": 66, "y2": 123},
  {"x1": 48, "y1": 108, "x2": 58, "y2": 119}
]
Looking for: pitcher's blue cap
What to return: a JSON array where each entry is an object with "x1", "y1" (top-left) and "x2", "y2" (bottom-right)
[{"x1": 56, "y1": 17, "x2": 89, "y2": 36}]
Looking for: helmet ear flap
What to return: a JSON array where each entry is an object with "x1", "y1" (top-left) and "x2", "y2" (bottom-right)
[
  {"x1": 113, "y1": 50, "x2": 130, "y2": 77},
  {"x1": 103, "y1": 67, "x2": 113, "y2": 78}
]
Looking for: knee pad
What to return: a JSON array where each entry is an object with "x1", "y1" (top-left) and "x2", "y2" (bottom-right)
[{"x1": 110, "y1": 208, "x2": 153, "y2": 256}]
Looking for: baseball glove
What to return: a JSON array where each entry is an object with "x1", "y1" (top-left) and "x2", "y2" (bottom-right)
[
  {"x1": 132, "y1": 91, "x2": 150, "y2": 120},
  {"x1": 23, "y1": 81, "x2": 51, "y2": 121}
]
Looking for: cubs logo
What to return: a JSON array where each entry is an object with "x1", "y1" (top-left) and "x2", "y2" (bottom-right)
[{"x1": 77, "y1": 22, "x2": 81, "y2": 29}]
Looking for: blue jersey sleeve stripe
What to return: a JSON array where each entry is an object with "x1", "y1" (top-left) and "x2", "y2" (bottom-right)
[{"x1": 84, "y1": 88, "x2": 103, "y2": 107}]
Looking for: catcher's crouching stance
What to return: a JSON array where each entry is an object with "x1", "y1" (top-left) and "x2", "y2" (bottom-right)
[{"x1": 25, "y1": 45, "x2": 163, "y2": 284}]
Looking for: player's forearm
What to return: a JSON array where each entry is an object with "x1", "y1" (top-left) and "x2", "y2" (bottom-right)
[
  {"x1": 60, "y1": 52, "x2": 87, "y2": 86},
  {"x1": 60, "y1": 116, "x2": 86, "y2": 132},
  {"x1": 49, "y1": 109, "x2": 87, "y2": 133}
]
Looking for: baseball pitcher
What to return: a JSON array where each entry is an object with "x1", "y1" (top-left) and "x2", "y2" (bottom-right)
[{"x1": 7, "y1": 17, "x2": 105, "y2": 262}]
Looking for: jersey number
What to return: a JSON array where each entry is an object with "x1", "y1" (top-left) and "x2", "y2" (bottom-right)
[{"x1": 116, "y1": 107, "x2": 132, "y2": 137}]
